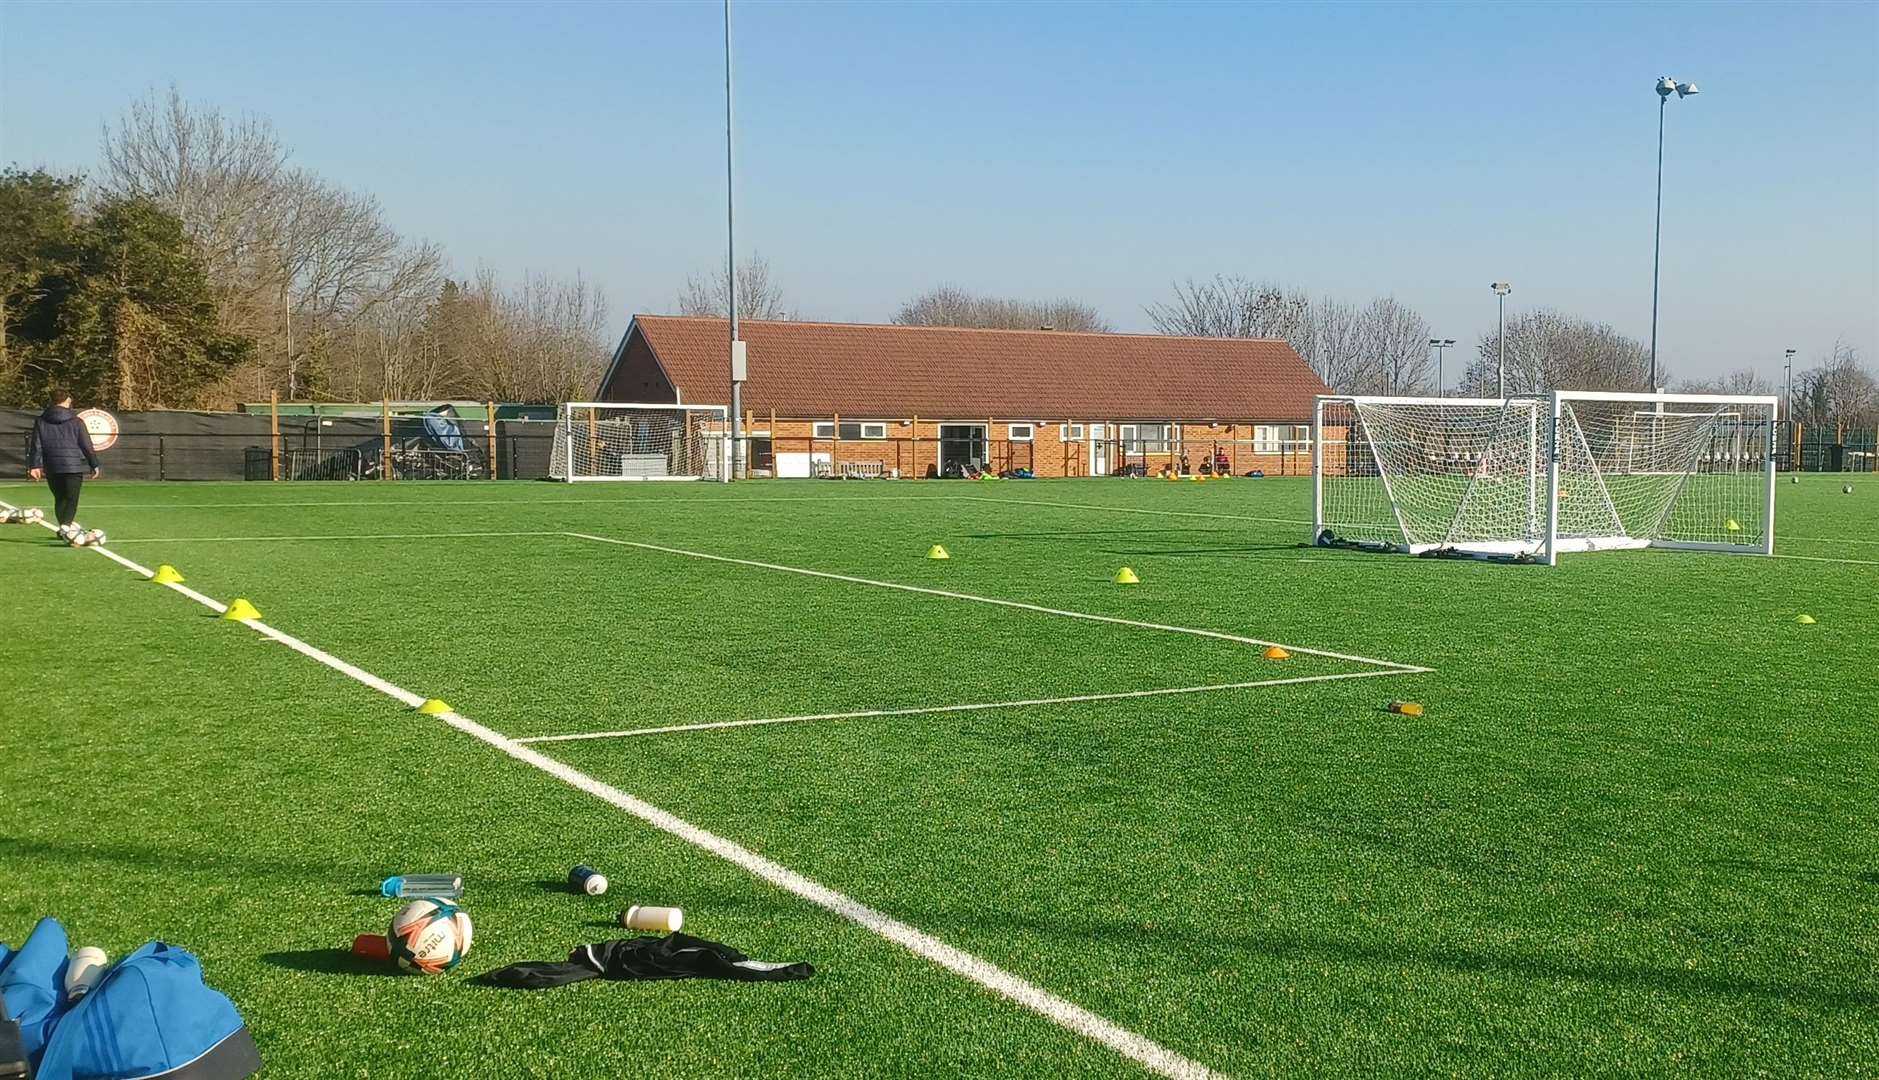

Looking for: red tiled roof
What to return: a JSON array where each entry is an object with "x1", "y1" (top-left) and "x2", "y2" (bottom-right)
[{"x1": 618, "y1": 315, "x2": 1328, "y2": 420}]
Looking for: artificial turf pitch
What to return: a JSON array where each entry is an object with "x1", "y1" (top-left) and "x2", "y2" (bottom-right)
[{"x1": 0, "y1": 476, "x2": 1873, "y2": 1078}]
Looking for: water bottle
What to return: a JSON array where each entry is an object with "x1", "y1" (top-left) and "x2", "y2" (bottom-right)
[
  {"x1": 380, "y1": 874, "x2": 463, "y2": 899},
  {"x1": 568, "y1": 865, "x2": 608, "y2": 896}
]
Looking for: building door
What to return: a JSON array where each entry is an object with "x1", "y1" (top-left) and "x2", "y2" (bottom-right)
[
  {"x1": 1089, "y1": 423, "x2": 1107, "y2": 476},
  {"x1": 938, "y1": 424, "x2": 986, "y2": 476}
]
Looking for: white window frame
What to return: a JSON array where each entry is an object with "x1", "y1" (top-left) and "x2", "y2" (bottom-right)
[
  {"x1": 1253, "y1": 425, "x2": 1281, "y2": 453},
  {"x1": 1059, "y1": 423, "x2": 1085, "y2": 442},
  {"x1": 813, "y1": 421, "x2": 888, "y2": 440},
  {"x1": 1008, "y1": 423, "x2": 1035, "y2": 442}
]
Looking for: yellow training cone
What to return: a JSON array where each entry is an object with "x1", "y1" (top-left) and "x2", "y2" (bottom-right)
[
  {"x1": 417, "y1": 699, "x2": 454, "y2": 715},
  {"x1": 221, "y1": 598, "x2": 262, "y2": 621},
  {"x1": 1189, "y1": 474, "x2": 1202, "y2": 482},
  {"x1": 927, "y1": 544, "x2": 950, "y2": 560},
  {"x1": 1794, "y1": 614, "x2": 1816, "y2": 625},
  {"x1": 1725, "y1": 519, "x2": 1742, "y2": 532},
  {"x1": 151, "y1": 565, "x2": 185, "y2": 585},
  {"x1": 1263, "y1": 645, "x2": 1290, "y2": 660},
  {"x1": 1113, "y1": 567, "x2": 1140, "y2": 584}
]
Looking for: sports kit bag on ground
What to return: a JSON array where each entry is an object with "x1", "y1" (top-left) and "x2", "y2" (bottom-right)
[{"x1": 1, "y1": 918, "x2": 261, "y2": 1080}]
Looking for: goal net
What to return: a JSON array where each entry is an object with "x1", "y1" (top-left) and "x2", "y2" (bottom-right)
[
  {"x1": 1312, "y1": 392, "x2": 1777, "y2": 564},
  {"x1": 548, "y1": 402, "x2": 730, "y2": 482}
]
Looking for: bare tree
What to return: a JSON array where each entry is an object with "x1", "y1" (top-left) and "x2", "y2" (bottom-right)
[
  {"x1": 98, "y1": 86, "x2": 287, "y2": 282},
  {"x1": 1792, "y1": 340, "x2": 1876, "y2": 429},
  {"x1": 678, "y1": 254, "x2": 790, "y2": 320},
  {"x1": 1460, "y1": 311, "x2": 1652, "y2": 395},
  {"x1": 893, "y1": 286, "x2": 1110, "y2": 332},
  {"x1": 1145, "y1": 276, "x2": 1309, "y2": 340},
  {"x1": 1673, "y1": 367, "x2": 1773, "y2": 395}
]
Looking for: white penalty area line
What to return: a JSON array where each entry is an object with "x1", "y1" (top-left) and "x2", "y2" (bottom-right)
[
  {"x1": 563, "y1": 531, "x2": 1429, "y2": 673},
  {"x1": 1771, "y1": 552, "x2": 1879, "y2": 567},
  {"x1": 103, "y1": 530, "x2": 561, "y2": 544},
  {"x1": 0, "y1": 500, "x2": 1222, "y2": 1080},
  {"x1": 518, "y1": 668, "x2": 1420, "y2": 744}
]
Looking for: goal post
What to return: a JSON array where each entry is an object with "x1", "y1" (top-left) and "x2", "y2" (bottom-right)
[
  {"x1": 548, "y1": 402, "x2": 731, "y2": 482},
  {"x1": 1311, "y1": 391, "x2": 1777, "y2": 563}
]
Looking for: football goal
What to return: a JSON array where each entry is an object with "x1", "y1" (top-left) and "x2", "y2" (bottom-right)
[
  {"x1": 549, "y1": 402, "x2": 730, "y2": 482},
  {"x1": 1311, "y1": 391, "x2": 1777, "y2": 564}
]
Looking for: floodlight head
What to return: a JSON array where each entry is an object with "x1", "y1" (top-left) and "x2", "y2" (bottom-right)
[
  {"x1": 1491, "y1": 282, "x2": 1511, "y2": 295},
  {"x1": 1442, "y1": 339, "x2": 1457, "y2": 347},
  {"x1": 1657, "y1": 76, "x2": 1678, "y2": 98},
  {"x1": 1676, "y1": 82, "x2": 1699, "y2": 98}
]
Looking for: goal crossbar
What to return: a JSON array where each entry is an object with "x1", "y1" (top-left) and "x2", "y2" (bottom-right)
[{"x1": 1311, "y1": 392, "x2": 1777, "y2": 565}]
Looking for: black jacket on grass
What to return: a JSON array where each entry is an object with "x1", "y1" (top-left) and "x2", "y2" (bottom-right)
[{"x1": 28, "y1": 406, "x2": 99, "y2": 475}]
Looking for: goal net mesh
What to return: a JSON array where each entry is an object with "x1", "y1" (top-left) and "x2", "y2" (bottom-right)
[
  {"x1": 548, "y1": 405, "x2": 728, "y2": 481},
  {"x1": 1317, "y1": 395, "x2": 1772, "y2": 557}
]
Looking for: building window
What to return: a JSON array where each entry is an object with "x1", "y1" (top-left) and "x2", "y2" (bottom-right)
[
  {"x1": 1290, "y1": 424, "x2": 1311, "y2": 448},
  {"x1": 1059, "y1": 423, "x2": 1085, "y2": 442},
  {"x1": 1253, "y1": 425, "x2": 1281, "y2": 453},
  {"x1": 813, "y1": 421, "x2": 887, "y2": 440},
  {"x1": 1120, "y1": 424, "x2": 1172, "y2": 454},
  {"x1": 1008, "y1": 423, "x2": 1035, "y2": 442}
]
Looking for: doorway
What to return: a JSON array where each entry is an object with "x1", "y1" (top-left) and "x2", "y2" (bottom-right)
[{"x1": 938, "y1": 424, "x2": 987, "y2": 476}]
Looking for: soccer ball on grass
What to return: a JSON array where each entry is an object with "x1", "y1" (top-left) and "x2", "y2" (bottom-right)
[{"x1": 389, "y1": 898, "x2": 473, "y2": 975}]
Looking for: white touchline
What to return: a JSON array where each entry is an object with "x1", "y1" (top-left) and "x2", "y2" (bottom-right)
[
  {"x1": 517, "y1": 668, "x2": 1420, "y2": 743},
  {"x1": 562, "y1": 532, "x2": 1429, "y2": 673},
  {"x1": 0, "y1": 498, "x2": 1225, "y2": 1080}
]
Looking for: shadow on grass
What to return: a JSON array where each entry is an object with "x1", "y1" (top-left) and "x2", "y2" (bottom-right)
[
  {"x1": 905, "y1": 905, "x2": 1879, "y2": 1011},
  {"x1": 261, "y1": 948, "x2": 404, "y2": 978}
]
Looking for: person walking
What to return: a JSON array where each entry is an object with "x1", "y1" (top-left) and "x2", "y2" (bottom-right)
[{"x1": 27, "y1": 391, "x2": 101, "y2": 537}]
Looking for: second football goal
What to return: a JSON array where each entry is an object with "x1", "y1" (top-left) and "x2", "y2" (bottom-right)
[{"x1": 1311, "y1": 391, "x2": 1777, "y2": 564}]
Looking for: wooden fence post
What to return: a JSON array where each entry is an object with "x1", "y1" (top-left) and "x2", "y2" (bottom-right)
[
  {"x1": 269, "y1": 391, "x2": 281, "y2": 481},
  {"x1": 381, "y1": 398, "x2": 392, "y2": 481},
  {"x1": 486, "y1": 401, "x2": 497, "y2": 480}
]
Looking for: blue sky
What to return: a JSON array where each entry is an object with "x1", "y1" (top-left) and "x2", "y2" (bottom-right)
[{"x1": 3, "y1": 0, "x2": 1875, "y2": 383}]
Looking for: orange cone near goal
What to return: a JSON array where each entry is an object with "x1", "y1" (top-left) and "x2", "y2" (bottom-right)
[
  {"x1": 151, "y1": 565, "x2": 184, "y2": 585},
  {"x1": 221, "y1": 598, "x2": 261, "y2": 621},
  {"x1": 1262, "y1": 645, "x2": 1290, "y2": 660}
]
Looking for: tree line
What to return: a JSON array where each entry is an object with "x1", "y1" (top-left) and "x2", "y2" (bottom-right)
[{"x1": 2, "y1": 89, "x2": 608, "y2": 410}]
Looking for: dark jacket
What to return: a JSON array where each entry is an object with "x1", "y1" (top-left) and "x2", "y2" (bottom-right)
[{"x1": 29, "y1": 406, "x2": 100, "y2": 475}]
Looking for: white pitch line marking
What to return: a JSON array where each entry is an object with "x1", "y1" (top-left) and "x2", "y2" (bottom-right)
[
  {"x1": 0, "y1": 497, "x2": 1224, "y2": 1080},
  {"x1": 104, "y1": 530, "x2": 561, "y2": 544},
  {"x1": 562, "y1": 531, "x2": 1429, "y2": 673},
  {"x1": 517, "y1": 668, "x2": 1420, "y2": 743},
  {"x1": 962, "y1": 494, "x2": 1311, "y2": 527}
]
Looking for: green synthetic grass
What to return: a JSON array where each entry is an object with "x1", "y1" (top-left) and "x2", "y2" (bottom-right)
[{"x1": 1, "y1": 475, "x2": 1874, "y2": 1078}]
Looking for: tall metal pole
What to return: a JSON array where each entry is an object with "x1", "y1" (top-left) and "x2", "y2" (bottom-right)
[
  {"x1": 725, "y1": 0, "x2": 742, "y2": 479},
  {"x1": 1649, "y1": 92, "x2": 1666, "y2": 392},
  {"x1": 1496, "y1": 291, "x2": 1507, "y2": 397},
  {"x1": 1783, "y1": 348, "x2": 1795, "y2": 422}
]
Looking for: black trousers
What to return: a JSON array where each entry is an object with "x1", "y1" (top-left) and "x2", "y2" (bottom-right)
[{"x1": 46, "y1": 472, "x2": 83, "y2": 526}]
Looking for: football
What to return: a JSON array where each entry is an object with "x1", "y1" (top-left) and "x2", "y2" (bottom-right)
[{"x1": 389, "y1": 898, "x2": 473, "y2": 975}]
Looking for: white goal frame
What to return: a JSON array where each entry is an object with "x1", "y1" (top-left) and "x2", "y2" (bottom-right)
[
  {"x1": 1311, "y1": 391, "x2": 1778, "y2": 565},
  {"x1": 551, "y1": 401, "x2": 731, "y2": 483}
]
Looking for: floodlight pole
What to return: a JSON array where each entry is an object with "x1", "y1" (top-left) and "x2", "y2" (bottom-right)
[
  {"x1": 1649, "y1": 76, "x2": 1697, "y2": 393},
  {"x1": 1783, "y1": 348, "x2": 1795, "y2": 422},
  {"x1": 1429, "y1": 338, "x2": 1455, "y2": 396},
  {"x1": 725, "y1": 0, "x2": 742, "y2": 480},
  {"x1": 1492, "y1": 283, "x2": 1511, "y2": 397}
]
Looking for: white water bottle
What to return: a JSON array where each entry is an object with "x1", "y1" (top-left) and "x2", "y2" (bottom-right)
[{"x1": 65, "y1": 947, "x2": 109, "y2": 1000}]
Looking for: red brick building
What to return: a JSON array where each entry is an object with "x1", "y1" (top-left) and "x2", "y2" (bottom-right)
[{"x1": 597, "y1": 316, "x2": 1330, "y2": 478}]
